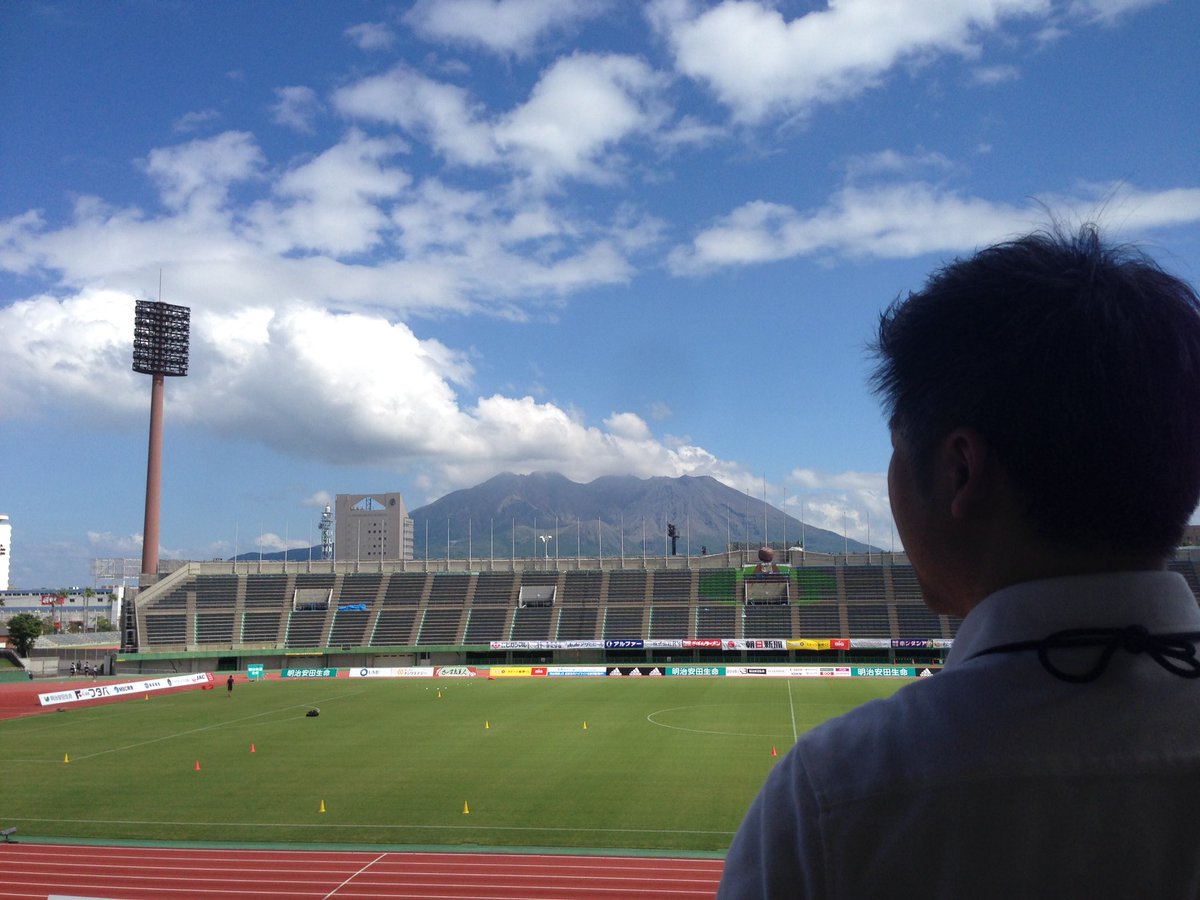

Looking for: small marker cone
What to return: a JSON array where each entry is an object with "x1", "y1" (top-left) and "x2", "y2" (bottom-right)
[
  {"x1": 63, "y1": 753, "x2": 69, "y2": 764},
  {"x1": 771, "y1": 746, "x2": 778, "y2": 758},
  {"x1": 582, "y1": 721, "x2": 588, "y2": 731},
  {"x1": 250, "y1": 743, "x2": 256, "y2": 753},
  {"x1": 319, "y1": 800, "x2": 326, "y2": 814},
  {"x1": 485, "y1": 720, "x2": 490, "y2": 730},
  {"x1": 194, "y1": 760, "x2": 201, "y2": 772},
  {"x1": 437, "y1": 691, "x2": 442, "y2": 699},
  {"x1": 463, "y1": 801, "x2": 470, "y2": 815}
]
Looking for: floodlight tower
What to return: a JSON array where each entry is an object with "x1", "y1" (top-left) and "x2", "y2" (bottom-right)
[{"x1": 132, "y1": 299, "x2": 190, "y2": 579}]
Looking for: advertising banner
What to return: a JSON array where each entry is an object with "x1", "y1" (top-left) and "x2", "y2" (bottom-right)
[
  {"x1": 786, "y1": 639, "x2": 832, "y2": 651},
  {"x1": 350, "y1": 666, "x2": 435, "y2": 678},
  {"x1": 39, "y1": 672, "x2": 213, "y2": 706},
  {"x1": 725, "y1": 666, "x2": 853, "y2": 678},
  {"x1": 853, "y1": 666, "x2": 919, "y2": 678},
  {"x1": 280, "y1": 668, "x2": 338, "y2": 678},
  {"x1": 433, "y1": 666, "x2": 478, "y2": 678},
  {"x1": 605, "y1": 666, "x2": 667, "y2": 676},
  {"x1": 723, "y1": 639, "x2": 788, "y2": 651},
  {"x1": 488, "y1": 666, "x2": 549, "y2": 677},
  {"x1": 545, "y1": 666, "x2": 608, "y2": 677},
  {"x1": 665, "y1": 665, "x2": 725, "y2": 676}
]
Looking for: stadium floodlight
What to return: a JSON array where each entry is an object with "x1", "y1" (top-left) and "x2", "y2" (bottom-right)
[
  {"x1": 133, "y1": 300, "x2": 190, "y2": 376},
  {"x1": 133, "y1": 299, "x2": 191, "y2": 580},
  {"x1": 539, "y1": 534, "x2": 553, "y2": 559}
]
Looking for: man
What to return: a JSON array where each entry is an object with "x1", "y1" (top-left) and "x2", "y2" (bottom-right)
[{"x1": 718, "y1": 226, "x2": 1200, "y2": 899}]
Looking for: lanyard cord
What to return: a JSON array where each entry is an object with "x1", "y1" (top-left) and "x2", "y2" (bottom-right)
[{"x1": 972, "y1": 625, "x2": 1200, "y2": 683}]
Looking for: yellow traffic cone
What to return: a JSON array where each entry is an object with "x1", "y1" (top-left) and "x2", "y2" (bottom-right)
[
  {"x1": 463, "y1": 801, "x2": 470, "y2": 815},
  {"x1": 582, "y1": 721, "x2": 588, "y2": 731},
  {"x1": 319, "y1": 800, "x2": 326, "y2": 813},
  {"x1": 485, "y1": 720, "x2": 490, "y2": 730},
  {"x1": 63, "y1": 753, "x2": 69, "y2": 764}
]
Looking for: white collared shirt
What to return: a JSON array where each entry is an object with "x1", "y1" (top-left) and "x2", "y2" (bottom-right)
[{"x1": 718, "y1": 571, "x2": 1200, "y2": 900}]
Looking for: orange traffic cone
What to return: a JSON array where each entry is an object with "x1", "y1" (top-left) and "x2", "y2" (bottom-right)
[{"x1": 194, "y1": 760, "x2": 201, "y2": 772}]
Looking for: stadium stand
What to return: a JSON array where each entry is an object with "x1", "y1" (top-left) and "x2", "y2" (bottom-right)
[{"x1": 122, "y1": 550, "x2": 1200, "y2": 673}]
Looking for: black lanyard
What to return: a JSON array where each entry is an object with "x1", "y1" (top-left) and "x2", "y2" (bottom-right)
[{"x1": 973, "y1": 625, "x2": 1200, "y2": 682}]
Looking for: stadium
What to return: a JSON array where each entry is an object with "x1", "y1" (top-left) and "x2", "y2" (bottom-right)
[{"x1": 4, "y1": 536, "x2": 1200, "y2": 897}]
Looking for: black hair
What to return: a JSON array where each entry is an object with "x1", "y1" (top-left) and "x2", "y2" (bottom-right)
[{"x1": 870, "y1": 224, "x2": 1200, "y2": 557}]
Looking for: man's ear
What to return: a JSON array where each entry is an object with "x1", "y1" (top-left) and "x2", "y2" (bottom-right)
[{"x1": 941, "y1": 427, "x2": 993, "y2": 520}]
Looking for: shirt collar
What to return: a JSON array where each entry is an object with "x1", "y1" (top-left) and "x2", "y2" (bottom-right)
[{"x1": 945, "y1": 570, "x2": 1200, "y2": 669}]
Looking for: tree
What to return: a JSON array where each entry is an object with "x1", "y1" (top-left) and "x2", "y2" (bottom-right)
[{"x1": 6, "y1": 613, "x2": 44, "y2": 657}]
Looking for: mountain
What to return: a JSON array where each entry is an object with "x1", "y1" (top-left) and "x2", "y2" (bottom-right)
[
  {"x1": 406, "y1": 471, "x2": 875, "y2": 559},
  {"x1": 235, "y1": 471, "x2": 878, "y2": 563}
]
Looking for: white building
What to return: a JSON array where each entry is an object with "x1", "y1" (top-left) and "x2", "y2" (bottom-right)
[
  {"x1": 334, "y1": 493, "x2": 414, "y2": 561},
  {"x1": 0, "y1": 514, "x2": 10, "y2": 591}
]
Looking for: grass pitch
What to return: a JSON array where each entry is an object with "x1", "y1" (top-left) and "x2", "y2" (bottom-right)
[{"x1": 3, "y1": 676, "x2": 906, "y2": 852}]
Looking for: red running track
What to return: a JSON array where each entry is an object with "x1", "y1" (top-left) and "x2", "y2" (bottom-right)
[{"x1": 0, "y1": 843, "x2": 724, "y2": 899}]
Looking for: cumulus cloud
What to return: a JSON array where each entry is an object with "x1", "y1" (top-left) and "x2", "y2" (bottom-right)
[
  {"x1": 649, "y1": 0, "x2": 1048, "y2": 123},
  {"x1": 333, "y1": 54, "x2": 663, "y2": 187},
  {"x1": 405, "y1": 0, "x2": 604, "y2": 57},
  {"x1": 142, "y1": 131, "x2": 264, "y2": 211},
  {"x1": 0, "y1": 287, "x2": 756, "y2": 500},
  {"x1": 786, "y1": 467, "x2": 894, "y2": 549}
]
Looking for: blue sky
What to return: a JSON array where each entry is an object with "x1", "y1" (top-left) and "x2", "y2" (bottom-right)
[{"x1": 2, "y1": 0, "x2": 1198, "y2": 589}]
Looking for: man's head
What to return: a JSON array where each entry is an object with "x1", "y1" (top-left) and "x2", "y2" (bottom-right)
[{"x1": 871, "y1": 225, "x2": 1200, "y2": 568}]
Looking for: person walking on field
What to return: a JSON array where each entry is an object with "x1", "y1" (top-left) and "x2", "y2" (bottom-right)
[
  {"x1": 718, "y1": 225, "x2": 1200, "y2": 899},
  {"x1": 227, "y1": 674, "x2": 234, "y2": 697}
]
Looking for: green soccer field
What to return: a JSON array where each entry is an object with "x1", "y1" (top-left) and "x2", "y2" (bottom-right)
[{"x1": 3, "y1": 676, "x2": 907, "y2": 853}]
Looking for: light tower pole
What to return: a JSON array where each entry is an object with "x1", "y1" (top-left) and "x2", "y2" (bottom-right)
[{"x1": 132, "y1": 299, "x2": 190, "y2": 580}]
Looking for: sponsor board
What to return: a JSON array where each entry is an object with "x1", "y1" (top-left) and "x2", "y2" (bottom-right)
[
  {"x1": 682, "y1": 638, "x2": 722, "y2": 649},
  {"x1": 725, "y1": 666, "x2": 853, "y2": 678},
  {"x1": 665, "y1": 665, "x2": 725, "y2": 676},
  {"x1": 545, "y1": 666, "x2": 608, "y2": 677},
  {"x1": 280, "y1": 668, "x2": 338, "y2": 678},
  {"x1": 722, "y1": 639, "x2": 788, "y2": 651},
  {"x1": 488, "y1": 666, "x2": 549, "y2": 677},
  {"x1": 350, "y1": 667, "x2": 435, "y2": 678},
  {"x1": 433, "y1": 666, "x2": 478, "y2": 678},
  {"x1": 605, "y1": 666, "x2": 665, "y2": 676},
  {"x1": 246, "y1": 664, "x2": 264, "y2": 680},
  {"x1": 39, "y1": 672, "x2": 213, "y2": 706},
  {"x1": 853, "y1": 666, "x2": 918, "y2": 678}
]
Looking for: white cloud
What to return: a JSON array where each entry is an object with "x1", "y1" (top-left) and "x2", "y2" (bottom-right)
[
  {"x1": 971, "y1": 63, "x2": 1021, "y2": 85},
  {"x1": 1069, "y1": 0, "x2": 1164, "y2": 24},
  {"x1": 668, "y1": 181, "x2": 1200, "y2": 274},
  {"x1": 495, "y1": 53, "x2": 665, "y2": 185},
  {"x1": 405, "y1": 0, "x2": 603, "y2": 57},
  {"x1": 173, "y1": 109, "x2": 221, "y2": 133},
  {"x1": 248, "y1": 130, "x2": 411, "y2": 257},
  {"x1": 333, "y1": 66, "x2": 499, "y2": 167},
  {"x1": 304, "y1": 491, "x2": 334, "y2": 508},
  {"x1": 0, "y1": 288, "x2": 758, "y2": 504},
  {"x1": 271, "y1": 86, "x2": 323, "y2": 133},
  {"x1": 649, "y1": 0, "x2": 1049, "y2": 123},
  {"x1": 344, "y1": 21, "x2": 396, "y2": 51},
  {"x1": 142, "y1": 131, "x2": 264, "y2": 211},
  {"x1": 786, "y1": 467, "x2": 893, "y2": 549},
  {"x1": 0, "y1": 288, "x2": 141, "y2": 421},
  {"x1": 334, "y1": 54, "x2": 663, "y2": 187}
]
